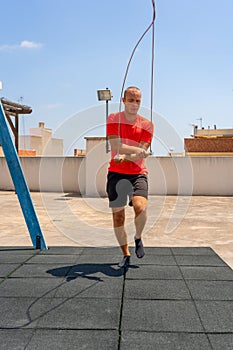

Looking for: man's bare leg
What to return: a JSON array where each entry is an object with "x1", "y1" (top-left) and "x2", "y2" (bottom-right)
[
  {"x1": 132, "y1": 196, "x2": 147, "y2": 258},
  {"x1": 112, "y1": 207, "x2": 130, "y2": 267}
]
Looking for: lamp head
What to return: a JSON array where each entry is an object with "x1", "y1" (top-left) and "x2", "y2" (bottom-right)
[{"x1": 97, "y1": 88, "x2": 112, "y2": 101}]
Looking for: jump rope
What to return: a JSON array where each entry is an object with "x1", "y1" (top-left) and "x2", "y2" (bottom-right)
[{"x1": 114, "y1": 0, "x2": 156, "y2": 162}]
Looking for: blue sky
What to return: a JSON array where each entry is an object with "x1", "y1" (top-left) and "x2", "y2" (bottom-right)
[{"x1": 0, "y1": 0, "x2": 233, "y2": 155}]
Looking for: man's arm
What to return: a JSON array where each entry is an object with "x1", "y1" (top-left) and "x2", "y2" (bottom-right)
[
  {"x1": 108, "y1": 135, "x2": 149, "y2": 158},
  {"x1": 108, "y1": 136, "x2": 151, "y2": 163}
]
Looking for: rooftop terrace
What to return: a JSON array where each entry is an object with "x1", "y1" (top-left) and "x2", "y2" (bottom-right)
[{"x1": 0, "y1": 191, "x2": 233, "y2": 349}]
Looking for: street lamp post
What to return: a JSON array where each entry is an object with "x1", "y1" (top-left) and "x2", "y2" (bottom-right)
[{"x1": 97, "y1": 88, "x2": 112, "y2": 153}]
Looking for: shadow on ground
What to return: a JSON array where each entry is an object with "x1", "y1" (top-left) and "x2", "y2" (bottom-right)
[{"x1": 47, "y1": 263, "x2": 139, "y2": 281}]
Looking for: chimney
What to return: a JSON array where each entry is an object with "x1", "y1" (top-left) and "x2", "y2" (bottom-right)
[{"x1": 39, "y1": 122, "x2": 45, "y2": 128}]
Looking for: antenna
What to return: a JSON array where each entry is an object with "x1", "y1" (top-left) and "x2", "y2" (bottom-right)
[{"x1": 196, "y1": 117, "x2": 203, "y2": 129}]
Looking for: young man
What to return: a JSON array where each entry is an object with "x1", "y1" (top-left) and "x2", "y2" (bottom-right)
[{"x1": 106, "y1": 86, "x2": 154, "y2": 268}]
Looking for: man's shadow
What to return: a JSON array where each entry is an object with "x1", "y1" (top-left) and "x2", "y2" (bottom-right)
[{"x1": 47, "y1": 263, "x2": 139, "y2": 282}]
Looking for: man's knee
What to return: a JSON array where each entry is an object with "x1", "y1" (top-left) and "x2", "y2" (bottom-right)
[
  {"x1": 112, "y1": 209, "x2": 125, "y2": 227},
  {"x1": 132, "y1": 196, "x2": 147, "y2": 216}
]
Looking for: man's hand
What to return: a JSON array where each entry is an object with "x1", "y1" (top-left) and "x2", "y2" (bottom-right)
[
  {"x1": 135, "y1": 148, "x2": 148, "y2": 158},
  {"x1": 114, "y1": 154, "x2": 125, "y2": 164}
]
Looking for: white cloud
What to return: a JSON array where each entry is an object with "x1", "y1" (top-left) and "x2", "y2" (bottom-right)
[
  {"x1": 20, "y1": 40, "x2": 43, "y2": 49},
  {"x1": 0, "y1": 40, "x2": 43, "y2": 51},
  {"x1": 0, "y1": 44, "x2": 16, "y2": 51}
]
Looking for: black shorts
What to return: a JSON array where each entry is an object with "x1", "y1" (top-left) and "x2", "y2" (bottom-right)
[{"x1": 106, "y1": 172, "x2": 148, "y2": 208}]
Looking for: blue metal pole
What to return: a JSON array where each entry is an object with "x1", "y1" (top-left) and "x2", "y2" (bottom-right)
[{"x1": 0, "y1": 101, "x2": 47, "y2": 249}]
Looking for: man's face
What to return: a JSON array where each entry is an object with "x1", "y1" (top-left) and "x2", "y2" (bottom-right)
[{"x1": 123, "y1": 89, "x2": 141, "y2": 116}]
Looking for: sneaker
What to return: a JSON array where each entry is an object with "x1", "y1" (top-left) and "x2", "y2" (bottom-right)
[
  {"x1": 135, "y1": 238, "x2": 145, "y2": 258},
  {"x1": 118, "y1": 255, "x2": 130, "y2": 268}
]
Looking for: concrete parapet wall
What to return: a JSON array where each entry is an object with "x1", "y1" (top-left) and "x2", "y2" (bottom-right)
[
  {"x1": 147, "y1": 156, "x2": 233, "y2": 196},
  {"x1": 0, "y1": 155, "x2": 233, "y2": 196},
  {"x1": 0, "y1": 156, "x2": 86, "y2": 193}
]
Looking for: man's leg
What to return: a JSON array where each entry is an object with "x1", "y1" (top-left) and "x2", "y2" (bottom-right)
[
  {"x1": 133, "y1": 196, "x2": 148, "y2": 239},
  {"x1": 112, "y1": 207, "x2": 130, "y2": 267},
  {"x1": 112, "y1": 207, "x2": 130, "y2": 256},
  {"x1": 132, "y1": 196, "x2": 147, "y2": 258},
  {"x1": 107, "y1": 172, "x2": 132, "y2": 267}
]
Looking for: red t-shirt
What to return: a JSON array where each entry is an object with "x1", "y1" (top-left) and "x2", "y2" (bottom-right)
[{"x1": 106, "y1": 112, "x2": 154, "y2": 174}]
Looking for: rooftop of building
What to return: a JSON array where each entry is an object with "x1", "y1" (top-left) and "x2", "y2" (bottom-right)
[
  {"x1": 0, "y1": 190, "x2": 233, "y2": 348},
  {"x1": 0, "y1": 191, "x2": 232, "y2": 268}
]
